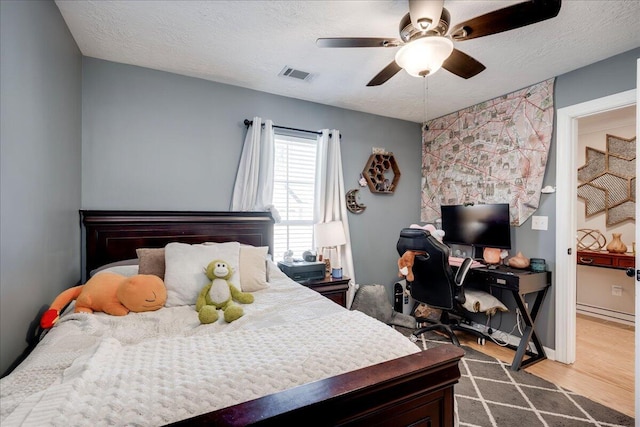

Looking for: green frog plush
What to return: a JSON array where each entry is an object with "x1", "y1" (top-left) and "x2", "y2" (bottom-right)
[{"x1": 196, "y1": 259, "x2": 254, "y2": 323}]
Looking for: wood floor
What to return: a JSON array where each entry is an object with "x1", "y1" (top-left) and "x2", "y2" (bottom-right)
[{"x1": 457, "y1": 313, "x2": 635, "y2": 418}]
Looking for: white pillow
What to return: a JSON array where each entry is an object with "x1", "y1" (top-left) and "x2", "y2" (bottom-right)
[
  {"x1": 89, "y1": 259, "x2": 138, "y2": 277},
  {"x1": 239, "y1": 245, "x2": 269, "y2": 292},
  {"x1": 94, "y1": 265, "x2": 139, "y2": 278},
  {"x1": 163, "y1": 242, "x2": 241, "y2": 307}
]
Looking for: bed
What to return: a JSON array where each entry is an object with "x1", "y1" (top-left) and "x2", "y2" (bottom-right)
[{"x1": 1, "y1": 210, "x2": 463, "y2": 426}]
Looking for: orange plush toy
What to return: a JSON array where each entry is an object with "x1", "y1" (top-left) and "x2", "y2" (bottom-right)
[
  {"x1": 40, "y1": 272, "x2": 167, "y2": 329},
  {"x1": 398, "y1": 251, "x2": 424, "y2": 282}
]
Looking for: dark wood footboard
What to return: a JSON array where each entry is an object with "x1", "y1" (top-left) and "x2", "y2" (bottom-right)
[
  {"x1": 171, "y1": 344, "x2": 464, "y2": 427},
  {"x1": 81, "y1": 211, "x2": 464, "y2": 427}
]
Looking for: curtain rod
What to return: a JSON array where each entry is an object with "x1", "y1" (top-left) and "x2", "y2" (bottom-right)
[{"x1": 243, "y1": 119, "x2": 338, "y2": 138}]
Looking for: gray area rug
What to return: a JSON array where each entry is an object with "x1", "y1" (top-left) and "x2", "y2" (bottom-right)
[{"x1": 397, "y1": 329, "x2": 634, "y2": 427}]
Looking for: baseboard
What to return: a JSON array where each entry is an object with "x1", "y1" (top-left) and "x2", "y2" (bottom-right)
[{"x1": 576, "y1": 304, "x2": 634, "y2": 326}]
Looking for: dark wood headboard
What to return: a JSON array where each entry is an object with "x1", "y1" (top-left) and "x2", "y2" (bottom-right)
[{"x1": 81, "y1": 210, "x2": 274, "y2": 279}]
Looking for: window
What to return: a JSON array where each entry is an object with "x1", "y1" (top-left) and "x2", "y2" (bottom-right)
[{"x1": 272, "y1": 132, "x2": 317, "y2": 261}]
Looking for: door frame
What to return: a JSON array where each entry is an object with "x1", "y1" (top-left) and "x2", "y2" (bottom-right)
[{"x1": 555, "y1": 88, "x2": 637, "y2": 364}]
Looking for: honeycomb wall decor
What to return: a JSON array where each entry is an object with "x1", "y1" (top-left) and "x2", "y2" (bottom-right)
[{"x1": 362, "y1": 153, "x2": 401, "y2": 193}]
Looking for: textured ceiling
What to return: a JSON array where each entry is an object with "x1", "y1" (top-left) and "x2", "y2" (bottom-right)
[{"x1": 55, "y1": 0, "x2": 640, "y2": 123}]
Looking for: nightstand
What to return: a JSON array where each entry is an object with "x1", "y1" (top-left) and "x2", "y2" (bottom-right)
[{"x1": 304, "y1": 275, "x2": 350, "y2": 307}]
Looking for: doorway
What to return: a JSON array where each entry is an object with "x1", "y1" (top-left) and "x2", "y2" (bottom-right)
[
  {"x1": 575, "y1": 107, "x2": 636, "y2": 324},
  {"x1": 555, "y1": 88, "x2": 637, "y2": 364}
]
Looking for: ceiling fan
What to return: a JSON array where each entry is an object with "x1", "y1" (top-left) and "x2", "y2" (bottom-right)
[{"x1": 317, "y1": 0, "x2": 561, "y2": 86}]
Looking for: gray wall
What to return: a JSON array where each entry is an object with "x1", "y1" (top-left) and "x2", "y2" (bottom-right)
[
  {"x1": 555, "y1": 48, "x2": 639, "y2": 109},
  {"x1": 0, "y1": 0, "x2": 82, "y2": 375},
  {"x1": 81, "y1": 57, "x2": 422, "y2": 289}
]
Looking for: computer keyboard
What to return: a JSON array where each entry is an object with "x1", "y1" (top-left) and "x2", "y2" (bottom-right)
[{"x1": 448, "y1": 256, "x2": 485, "y2": 269}]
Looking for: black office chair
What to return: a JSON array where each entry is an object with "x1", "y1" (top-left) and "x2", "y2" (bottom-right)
[{"x1": 397, "y1": 228, "x2": 474, "y2": 347}]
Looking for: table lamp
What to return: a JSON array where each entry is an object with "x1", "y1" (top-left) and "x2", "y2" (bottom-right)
[{"x1": 314, "y1": 221, "x2": 347, "y2": 278}]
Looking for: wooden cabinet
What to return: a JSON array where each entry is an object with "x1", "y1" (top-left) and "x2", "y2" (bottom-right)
[
  {"x1": 577, "y1": 250, "x2": 635, "y2": 269},
  {"x1": 304, "y1": 276, "x2": 350, "y2": 307}
]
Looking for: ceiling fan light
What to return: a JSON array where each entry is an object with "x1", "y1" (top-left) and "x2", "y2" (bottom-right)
[{"x1": 395, "y1": 36, "x2": 453, "y2": 78}]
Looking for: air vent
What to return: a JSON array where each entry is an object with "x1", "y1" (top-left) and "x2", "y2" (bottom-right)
[{"x1": 279, "y1": 66, "x2": 313, "y2": 82}]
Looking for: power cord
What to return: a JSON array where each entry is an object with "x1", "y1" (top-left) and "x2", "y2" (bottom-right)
[
  {"x1": 487, "y1": 320, "x2": 520, "y2": 347},
  {"x1": 516, "y1": 308, "x2": 524, "y2": 335},
  {"x1": 480, "y1": 290, "x2": 512, "y2": 346},
  {"x1": 515, "y1": 306, "x2": 534, "y2": 353},
  {"x1": 482, "y1": 307, "x2": 525, "y2": 348},
  {"x1": 480, "y1": 313, "x2": 510, "y2": 347},
  {"x1": 467, "y1": 293, "x2": 535, "y2": 352}
]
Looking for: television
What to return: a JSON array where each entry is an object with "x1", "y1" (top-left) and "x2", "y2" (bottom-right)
[{"x1": 440, "y1": 203, "x2": 512, "y2": 251}]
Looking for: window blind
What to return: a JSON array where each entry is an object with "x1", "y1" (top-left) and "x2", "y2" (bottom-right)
[{"x1": 272, "y1": 133, "x2": 317, "y2": 261}]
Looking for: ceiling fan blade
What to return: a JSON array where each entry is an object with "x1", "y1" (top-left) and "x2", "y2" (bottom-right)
[
  {"x1": 442, "y1": 49, "x2": 486, "y2": 79},
  {"x1": 408, "y1": 0, "x2": 444, "y2": 31},
  {"x1": 449, "y1": 0, "x2": 561, "y2": 41},
  {"x1": 367, "y1": 61, "x2": 403, "y2": 86},
  {"x1": 316, "y1": 38, "x2": 401, "y2": 48}
]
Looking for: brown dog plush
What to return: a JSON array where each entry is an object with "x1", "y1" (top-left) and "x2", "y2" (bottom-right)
[
  {"x1": 398, "y1": 251, "x2": 424, "y2": 282},
  {"x1": 40, "y1": 272, "x2": 167, "y2": 329}
]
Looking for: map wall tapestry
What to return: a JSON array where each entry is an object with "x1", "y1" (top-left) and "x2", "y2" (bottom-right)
[{"x1": 420, "y1": 78, "x2": 555, "y2": 226}]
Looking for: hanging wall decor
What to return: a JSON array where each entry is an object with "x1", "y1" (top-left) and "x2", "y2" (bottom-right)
[
  {"x1": 420, "y1": 79, "x2": 555, "y2": 226},
  {"x1": 346, "y1": 189, "x2": 366, "y2": 214},
  {"x1": 577, "y1": 134, "x2": 636, "y2": 226},
  {"x1": 362, "y1": 152, "x2": 401, "y2": 194}
]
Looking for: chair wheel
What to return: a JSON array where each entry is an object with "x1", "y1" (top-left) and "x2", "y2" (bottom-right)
[
  {"x1": 410, "y1": 334, "x2": 418, "y2": 343},
  {"x1": 477, "y1": 337, "x2": 486, "y2": 345}
]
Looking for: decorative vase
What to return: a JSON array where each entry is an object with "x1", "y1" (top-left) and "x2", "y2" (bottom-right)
[
  {"x1": 606, "y1": 233, "x2": 627, "y2": 254},
  {"x1": 508, "y1": 251, "x2": 530, "y2": 269}
]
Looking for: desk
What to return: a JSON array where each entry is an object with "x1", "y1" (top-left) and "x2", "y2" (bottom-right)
[{"x1": 466, "y1": 266, "x2": 551, "y2": 371}]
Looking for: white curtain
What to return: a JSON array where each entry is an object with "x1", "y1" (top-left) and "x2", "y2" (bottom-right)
[
  {"x1": 315, "y1": 129, "x2": 357, "y2": 307},
  {"x1": 230, "y1": 117, "x2": 279, "y2": 220}
]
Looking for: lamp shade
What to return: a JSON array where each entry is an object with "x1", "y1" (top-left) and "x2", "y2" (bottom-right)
[
  {"x1": 314, "y1": 221, "x2": 347, "y2": 248},
  {"x1": 394, "y1": 36, "x2": 454, "y2": 77}
]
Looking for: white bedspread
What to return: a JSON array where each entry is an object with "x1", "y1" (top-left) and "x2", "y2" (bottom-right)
[{"x1": 1, "y1": 264, "x2": 420, "y2": 426}]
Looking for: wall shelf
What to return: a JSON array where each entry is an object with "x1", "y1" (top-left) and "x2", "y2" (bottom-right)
[{"x1": 362, "y1": 153, "x2": 400, "y2": 194}]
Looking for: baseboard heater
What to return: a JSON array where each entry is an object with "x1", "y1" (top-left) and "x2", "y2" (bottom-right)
[{"x1": 576, "y1": 303, "x2": 634, "y2": 326}]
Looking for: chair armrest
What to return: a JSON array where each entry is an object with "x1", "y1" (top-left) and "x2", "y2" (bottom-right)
[
  {"x1": 453, "y1": 257, "x2": 473, "y2": 305},
  {"x1": 454, "y1": 257, "x2": 473, "y2": 287}
]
